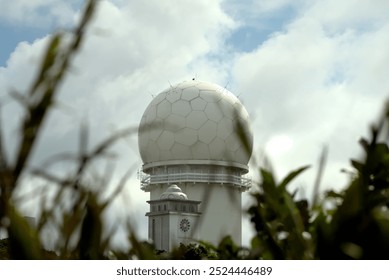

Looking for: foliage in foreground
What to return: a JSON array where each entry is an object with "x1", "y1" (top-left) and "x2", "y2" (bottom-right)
[
  {"x1": 1, "y1": 0, "x2": 389, "y2": 259},
  {"x1": 247, "y1": 107, "x2": 389, "y2": 260}
]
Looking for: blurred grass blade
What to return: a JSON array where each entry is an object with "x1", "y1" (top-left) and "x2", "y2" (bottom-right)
[{"x1": 7, "y1": 203, "x2": 42, "y2": 259}]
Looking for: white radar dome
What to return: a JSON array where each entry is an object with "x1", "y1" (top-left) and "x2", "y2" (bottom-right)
[{"x1": 138, "y1": 80, "x2": 253, "y2": 169}]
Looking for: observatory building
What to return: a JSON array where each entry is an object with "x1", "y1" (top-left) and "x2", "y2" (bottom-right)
[{"x1": 138, "y1": 80, "x2": 253, "y2": 251}]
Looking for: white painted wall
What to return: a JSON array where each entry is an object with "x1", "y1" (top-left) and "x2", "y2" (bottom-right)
[
  {"x1": 149, "y1": 182, "x2": 243, "y2": 246},
  {"x1": 148, "y1": 211, "x2": 200, "y2": 251}
]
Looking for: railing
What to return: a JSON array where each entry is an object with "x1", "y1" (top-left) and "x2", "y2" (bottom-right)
[{"x1": 140, "y1": 172, "x2": 251, "y2": 190}]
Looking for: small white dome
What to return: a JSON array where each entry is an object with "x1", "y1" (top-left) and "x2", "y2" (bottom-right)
[
  {"x1": 138, "y1": 80, "x2": 253, "y2": 169},
  {"x1": 160, "y1": 185, "x2": 188, "y2": 200}
]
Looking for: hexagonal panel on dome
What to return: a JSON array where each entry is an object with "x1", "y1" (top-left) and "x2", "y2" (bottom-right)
[
  {"x1": 191, "y1": 141, "x2": 210, "y2": 159},
  {"x1": 205, "y1": 103, "x2": 223, "y2": 122},
  {"x1": 152, "y1": 91, "x2": 168, "y2": 105},
  {"x1": 175, "y1": 127, "x2": 197, "y2": 146},
  {"x1": 164, "y1": 114, "x2": 185, "y2": 132},
  {"x1": 209, "y1": 137, "x2": 226, "y2": 160},
  {"x1": 138, "y1": 132, "x2": 149, "y2": 152},
  {"x1": 186, "y1": 111, "x2": 207, "y2": 129},
  {"x1": 145, "y1": 105, "x2": 157, "y2": 124},
  {"x1": 234, "y1": 148, "x2": 250, "y2": 165},
  {"x1": 144, "y1": 140, "x2": 160, "y2": 162},
  {"x1": 138, "y1": 119, "x2": 148, "y2": 133},
  {"x1": 181, "y1": 88, "x2": 200, "y2": 101},
  {"x1": 171, "y1": 143, "x2": 192, "y2": 159},
  {"x1": 157, "y1": 100, "x2": 172, "y2": 119},
  {"x1": 217, "y1": 118, "x2": 234, "y2": 140},
  {"x1": 200, "y1": 90, "x2": 222, "y2": 103},
  {"x1": 172, "y1": 100, "x2": 191, "y2": 117},
  {"x1": 218, "y1": 98, "x2": 235, "y2": 120},
  {"x1": 157, "y1": 131, "x2": 174, "y2": 150},
  {"x1": 148, "y1": 125, "x2": 164, "y2": 141},
  {"x1": 160, "y1": 150, "x2": 173, "y2": 161},
  {"x1": 191, "y1": 97, "x2": 207, "y2": 111},
  {"x1": 194, "y1": 82, "x2": 222, "y2": 92},
  {"x1": 166, "y1": 93, "x2": 181, "y2": 104},
  {"x1": 199, "y1": 120, "x2": 217, "y2": 144},
  {"x1": 225, "y1": 133, "x2": 241, "y2": 152}
]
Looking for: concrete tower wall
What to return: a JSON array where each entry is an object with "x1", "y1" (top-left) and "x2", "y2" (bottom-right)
[
  {"x1": 149, "y1": 183, "x2": 243, "y2": 245},
  {"x1": 147, "y1": 188, "x2": 201, "y2": 251}
]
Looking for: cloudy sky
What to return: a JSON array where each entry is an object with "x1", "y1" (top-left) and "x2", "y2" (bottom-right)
[{"x1": 1, "y1": 0, "x2": 389, "y2": 247}]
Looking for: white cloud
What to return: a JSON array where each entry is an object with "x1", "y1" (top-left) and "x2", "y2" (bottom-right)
[
  {"x1": 0, "y1": 0, "x2": 239, "y2": 247},
  {"x1": 266, "y1": 134, "x2": 294, "y2": 157},
  {"x1": 232, "y1": 0, "x2": 389, "y2": 196},
  {"x1": 1, "y1": 0, "x2": 237, "y2": 160},
  {"x1": 305, "y1": 0, "x2": 389, "y2": 33},
  {"x1": 0, "y1": 0, "x2": 81, "y2": 27}
]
